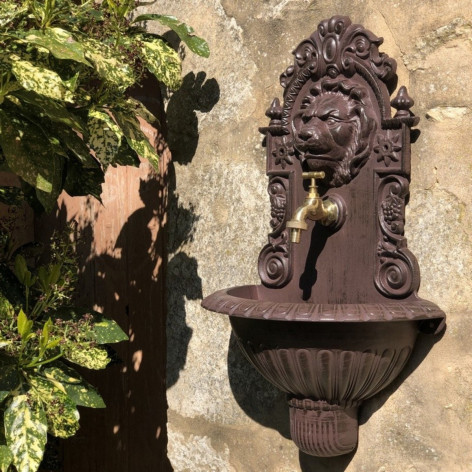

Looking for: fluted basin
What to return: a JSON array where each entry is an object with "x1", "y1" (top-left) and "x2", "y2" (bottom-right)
[{"x1": 202, "y1": 285, "x2": 444, "y2": 456}]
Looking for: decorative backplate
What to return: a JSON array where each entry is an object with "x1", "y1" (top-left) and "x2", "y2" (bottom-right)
[{"x1": 258, "y1": 16, "x2": 427, "y2": 301}]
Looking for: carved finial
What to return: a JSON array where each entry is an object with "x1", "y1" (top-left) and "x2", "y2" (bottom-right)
[
  {"x1": 391, "y1": 86, "x2": 414, "y2": 118},
  {"x1": 259, "y1": 98, "x2": 289, "y2": 138},
  {"x1": 266, "y1": 98, "x2": 283, "y2": 123}
]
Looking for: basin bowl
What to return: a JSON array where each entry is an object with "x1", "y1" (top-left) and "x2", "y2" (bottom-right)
[
  {"x1": 202, "y1": 285, "x2": 445, "y2": 456},
  {"x1": 230, "y1": 316, "x2": 416, "y2": 456}
]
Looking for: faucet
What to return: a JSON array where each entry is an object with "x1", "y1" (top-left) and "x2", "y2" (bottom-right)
[{"x1": 286, "y1": 171, "x2": 339, "y2": 243}]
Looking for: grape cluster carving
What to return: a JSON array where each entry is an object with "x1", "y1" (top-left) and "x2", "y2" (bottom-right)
[{"x1": 381, "y1": 194, "x2": 403, "y2": 233}]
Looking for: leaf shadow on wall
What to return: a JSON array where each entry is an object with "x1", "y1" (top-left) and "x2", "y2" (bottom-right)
[
  {"x1": 166, "y1": 193, "x2": 202, "y2": 389},
  {"x1": 166, "y1": 71, "x2": 220, "y2": 165},
  {"x1": 165, "y1": 70, "x2": 219, "y2": 388}
]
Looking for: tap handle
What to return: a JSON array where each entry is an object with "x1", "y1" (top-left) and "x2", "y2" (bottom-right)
[{"x1": 301, "y1": 171, "x2": 325, "y2": 195}]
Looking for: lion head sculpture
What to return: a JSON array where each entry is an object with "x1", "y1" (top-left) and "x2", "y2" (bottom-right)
[{"x1": 292, "y1": 79, "x2": 377, "y2": 187}]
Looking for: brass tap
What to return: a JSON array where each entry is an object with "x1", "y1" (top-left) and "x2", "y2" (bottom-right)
[{"x1": 286, "y1": 172, "x2": 338, "y2": 243}]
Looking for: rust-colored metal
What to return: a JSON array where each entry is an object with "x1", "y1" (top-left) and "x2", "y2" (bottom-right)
[{"x1": 202, "y1": 16, "x2": 445, "y2": 457}]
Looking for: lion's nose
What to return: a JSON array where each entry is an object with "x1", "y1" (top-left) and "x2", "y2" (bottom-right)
[{"x1": 298, "y1": 128, "x2": 316, "y2": 141}]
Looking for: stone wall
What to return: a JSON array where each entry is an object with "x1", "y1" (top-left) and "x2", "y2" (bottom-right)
[{"x1": 147, "y1": 1, "x2": 472, "y2": 471}]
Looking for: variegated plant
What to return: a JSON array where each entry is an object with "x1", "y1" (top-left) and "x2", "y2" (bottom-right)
[
  {"x1": 0, "y1": 1, "x2": 209, "y2": 470},
  {"x1": 0, "y1": 0, "x2": 209, "y2": 211},
  {"x1": 0, "y1": 220, "x2": 129, "y2": 472}
]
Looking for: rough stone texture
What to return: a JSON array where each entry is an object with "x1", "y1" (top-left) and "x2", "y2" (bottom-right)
[{"x1": 142, "y1": 1, "x2": 472, "y2": 470}]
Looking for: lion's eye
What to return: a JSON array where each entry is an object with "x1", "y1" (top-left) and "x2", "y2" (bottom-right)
[
  {"x1": 300, "y1": 99, "x2": 311, "y2": 109},
  {"x1": 302, "y1": 114, "x2": 311, "y2": 124},
  {"x1": 326, "y1": 117, "x2": 337, "y2": 126}
]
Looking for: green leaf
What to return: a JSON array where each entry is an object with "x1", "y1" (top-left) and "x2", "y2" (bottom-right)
[
  {"x1": 37, "y1": 266, "x2": 48, "y2": 291},
  {"x1": 29, "y1": 376, "x2": 80, "y2": 438},
  {"x1": 21, "y1": 28, "x2": 91, "y2": 66},
  {"x1": 4, "y1": 394, "x2": 47, "y2": 472},
  {"x1": 9, "y1": 55, "x2": 75, "y2": 102},
  {"x1": 17, "y1": 309, "x2": 32, "y2": 338},
  {"x1": 114, "y1": 110, "x2": 160, "y2": 171},
  {"x1": 11, "y1": 90, "x2": 86, "y2": 132},
  {"x1": 13, "y1": 254, "x2": 28, "y2": 285},
  {"x1": 133, "y1": 14, "x2": 210, "y2": 58},
  {"x1": 0, "y1": 109, "x2": 62, "y2": 195},
  {"x1": 94, "y1": 317, "x2": 128, "y2": 344},
  {"x1": 51, "y1": 307, "x2": 128, "y2": 345},
  {"x1": 137, "y1": 36, "x2": 182, "y2": 90},
  {"x1": 43, "y1": 364, "x2": 105, "y2": 408},
  {"x1": 62, "y1": 343, "x2": 110, "y2": 370},
  {"x1": 39, "y1": 319, "x2": 52, "y2": 354},
  {"x1": 48, "y1": 264, "x2": 61, "y2": 286},
  {"x1": 0, "y1": 445, "x2": 13, "y2": 472}
]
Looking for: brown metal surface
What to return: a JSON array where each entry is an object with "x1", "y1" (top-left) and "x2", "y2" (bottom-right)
[
  {"x1": 202, "y1": 15, "x2": 446, "y2": 458},
  {"x1": 203, "y1": 285, "x2": 444, "y2": 333}
]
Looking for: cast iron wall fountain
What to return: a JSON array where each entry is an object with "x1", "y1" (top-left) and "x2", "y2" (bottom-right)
[{"x1": 202, "y1": 16, "x2": 446, "y2": 457}]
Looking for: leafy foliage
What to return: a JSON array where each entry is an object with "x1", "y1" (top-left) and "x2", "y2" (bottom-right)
[
  {"x1": 0, "y1": 221, "x2": 127, "y2": 472},
  {"x1": 0, "y1": 2, "x2": 209, "y2": 470},
  {"x1": 0, "y1": 0, "x2": 209, "y2": 212}
]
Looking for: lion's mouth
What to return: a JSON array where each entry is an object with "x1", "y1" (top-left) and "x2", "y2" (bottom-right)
[{"x1": 302, "y1": 152, "x2": 343, "y2": 162}]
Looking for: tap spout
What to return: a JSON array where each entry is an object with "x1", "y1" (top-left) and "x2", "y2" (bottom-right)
[{"x1": 286, "y1": 172, "x2": 339, "y2": 243}]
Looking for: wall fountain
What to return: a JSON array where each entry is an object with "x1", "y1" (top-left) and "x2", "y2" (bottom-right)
[{"x1": 202, "y1": 16, "x2": 445, "y2": 457}]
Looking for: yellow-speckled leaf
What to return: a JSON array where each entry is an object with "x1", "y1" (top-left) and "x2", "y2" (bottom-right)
[
  {"x1": 0, "y1": 108, "x2": 64, "y2": 211},
  {"x1": 114, "y1": 110, "x2": 160, "y2": 170},
  {"x1": 29, "y1": 376, "x2": 80, "y2": 438},
  {"x1": 88, "y1": 109, "x2": 123, "y2": 169},
  {"x1": 62, "y1": 343, "x2": 110, "y2": 370},
  {"x1": 4, "y1": 394, "x2": 47, "y2": 472},
  {"x1": 10, "y1": 55, "x2": 74, "y2": 102},
  {"x1": 0, "y1": 109, "x2": 60, "y2": 194},
  {"x1": 12, "y1": 90, "x2": 86, "y2": 132},
  {"x1": 88, "y1": 109, "x2": 140, "y2": 168},
  {"x1": 0, "y1": 445, "x2": 13, "y2": 472},
  {"x1": 0, "y1": 1, "x2": 27, "y2": 28},
  {"x1": 138, "y1": 36, "x2": 182, "y2": 90},
  {"x1": 22, "y1": 28, "x2": 91, "y2": 66},
  {"x1": 0, "y1": 293, "x2": 14, "y2": 318},
  {"x1": 43, "y1": 364, "x2": 105, "y2": 408},
  {"x1": 133, "y1": 14, "x2": 210, "y2": 58},
  {"x1": 84, "y1": 40, "x2": 134, "y2": 91}
]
